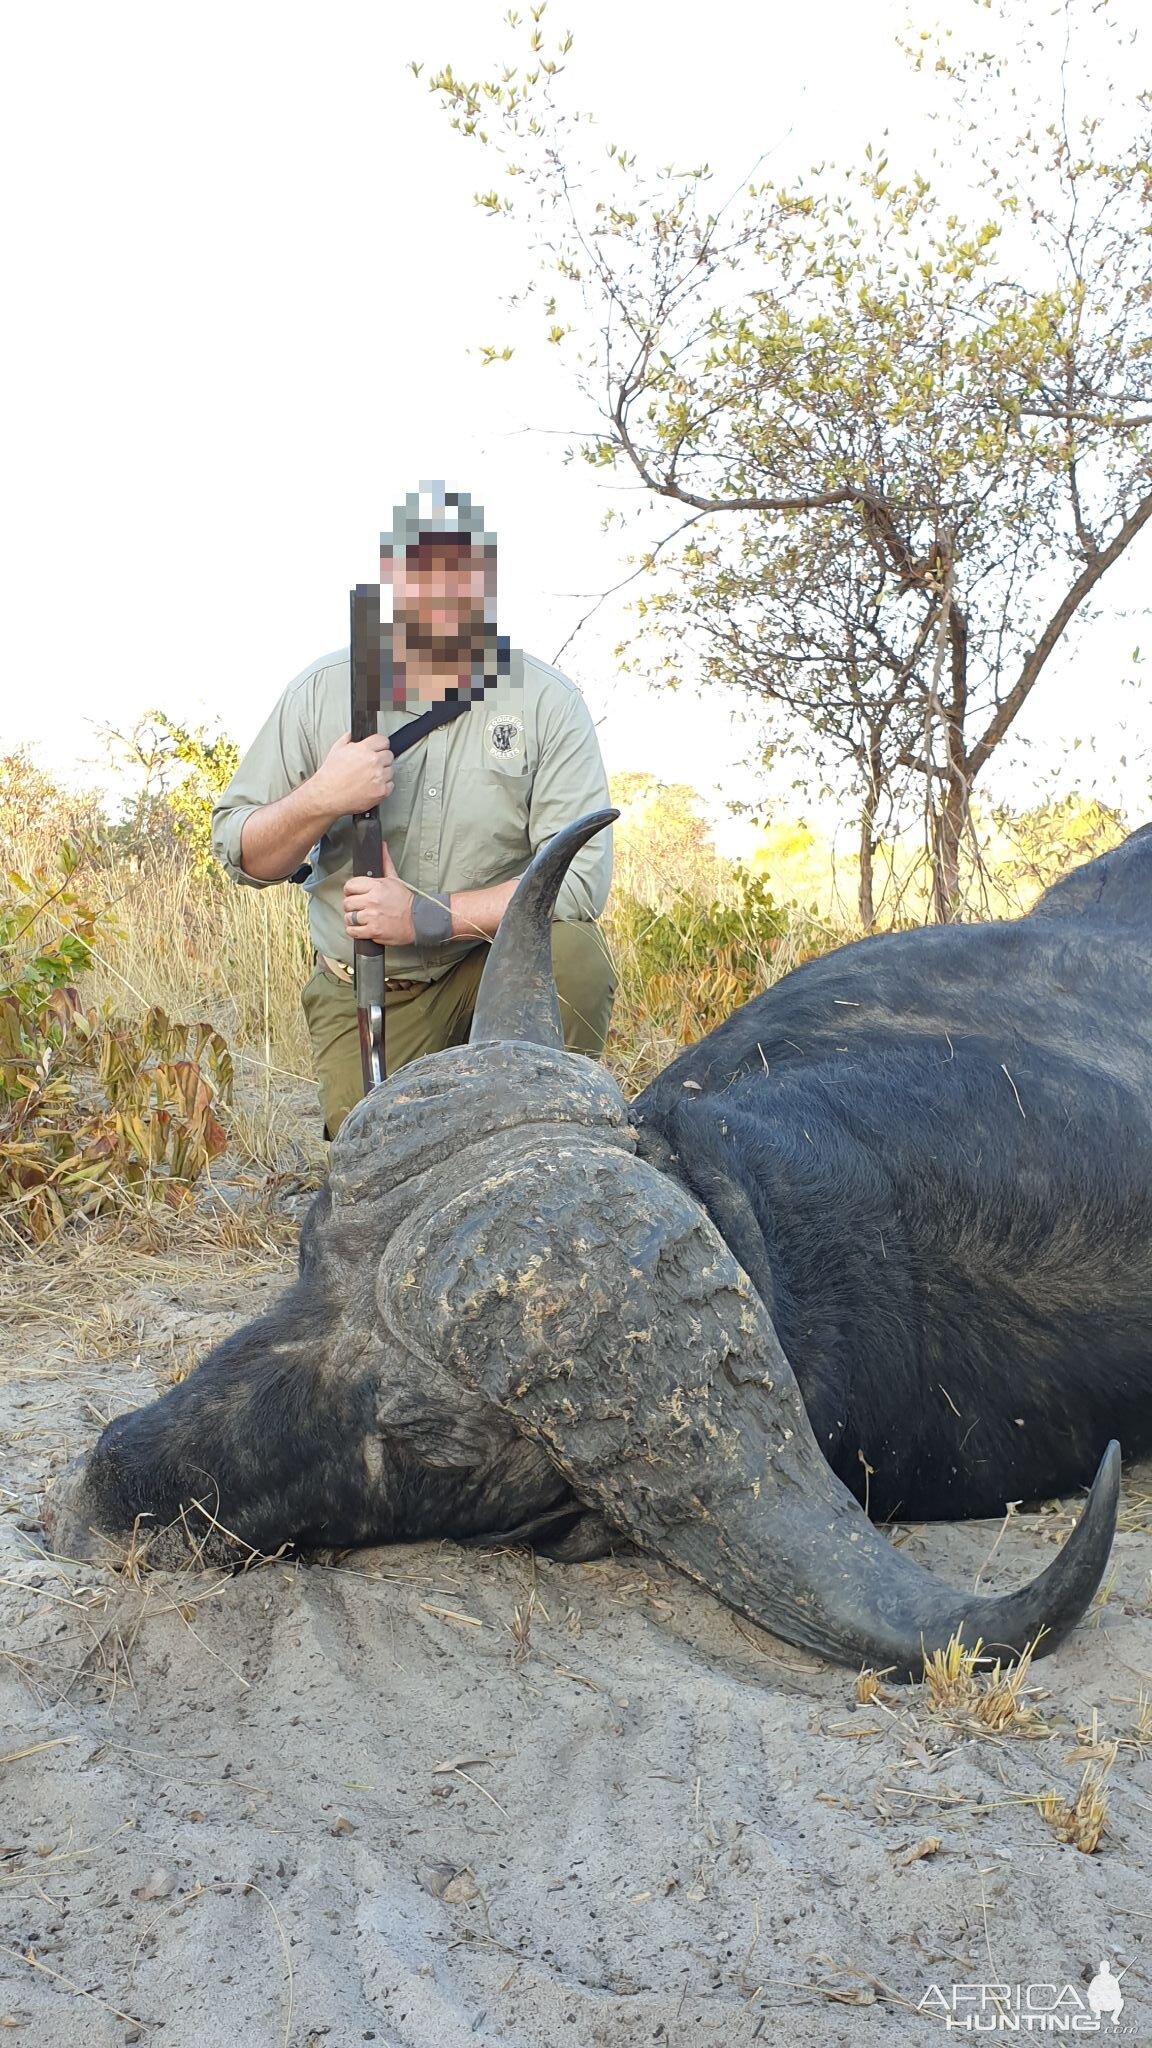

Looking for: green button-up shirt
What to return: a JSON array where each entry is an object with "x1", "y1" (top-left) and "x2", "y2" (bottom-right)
[{"x1": 211, "y1": 645, "x2": 613, "y2": 981}]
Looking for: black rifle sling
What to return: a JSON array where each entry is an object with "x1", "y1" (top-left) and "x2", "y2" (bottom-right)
[
  {"x1": 388, "y1": 695, "x2": 471, "y2": 757},
  {"x1": 291, "y1": 687, "x2": 471, "y2": 885}
]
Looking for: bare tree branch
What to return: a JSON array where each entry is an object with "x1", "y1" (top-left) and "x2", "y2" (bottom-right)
[{"x1": 967, "y1": 487, "x2": 1152, "y2": 780}]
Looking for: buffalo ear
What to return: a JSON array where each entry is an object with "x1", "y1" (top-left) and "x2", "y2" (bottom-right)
[
  {"x1": 466, "y1": 1506, "x2": 621, "y2": 1561},
  {"x1": 536, "y1": 1512, "x2": 621, "y2": 1562},
  {"x1": 374, "y1": 1367, "x2": 521, "y2": 1472}
]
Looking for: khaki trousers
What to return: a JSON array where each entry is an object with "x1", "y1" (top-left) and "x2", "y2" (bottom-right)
[{"x1": 301, "y1": 921, "x2": 617, "y2": 1138}]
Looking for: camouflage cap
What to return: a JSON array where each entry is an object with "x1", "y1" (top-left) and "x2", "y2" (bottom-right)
[{"x1": 381, "y1": 481, "x2": 496, "y2": 557}]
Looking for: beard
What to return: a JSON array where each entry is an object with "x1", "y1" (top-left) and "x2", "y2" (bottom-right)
[{"x1": 396, "y1": 607, "x2": 490, "y2": 666}]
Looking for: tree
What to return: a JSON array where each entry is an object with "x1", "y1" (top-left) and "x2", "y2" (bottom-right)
[
  {"x1": 991, "y1": 789, "x2": 1128, "y2": 902},
  {"x1": 0, "y1": 748, "x2": 106, "y2": 859},
  {"x1": 95, "y1": 711, "x2": 239, "y2": 872},
  {"x1": 422, "y1": 0, "x2": 1152, "y2": 923},
  {"x1": 609, "y1": 770, "x2": 722, "y2": 906}
]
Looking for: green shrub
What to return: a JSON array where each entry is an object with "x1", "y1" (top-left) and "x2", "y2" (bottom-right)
[{"x1": 608, "y1": 867, "x2": 817, "y2": 1047}]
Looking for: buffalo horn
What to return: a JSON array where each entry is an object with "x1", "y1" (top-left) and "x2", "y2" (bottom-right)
[
  {"x1": 468, "y1": 809, "x2": 618, "y2": 1049},
  {"x1": 382, "y1": 1141, "x2": 1120, "y2": 1678}
]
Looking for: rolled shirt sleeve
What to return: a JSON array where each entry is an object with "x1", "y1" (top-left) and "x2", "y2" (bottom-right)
[
  {"x1": 528, "y1": 670, "x2": 613, "y2": 921},
  {"x1": 210, "y1": 663, "x2": 332, "y2": 887}
]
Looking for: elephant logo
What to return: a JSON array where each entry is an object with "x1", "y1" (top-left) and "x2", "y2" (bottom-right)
[{"x1": 484, "y1": 714, "x2": 525, "y2": 767}]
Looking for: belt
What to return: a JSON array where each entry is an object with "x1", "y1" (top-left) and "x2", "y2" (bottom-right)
[{"x1": 317, "y1": 952, "x2": 420, "y2": 994}]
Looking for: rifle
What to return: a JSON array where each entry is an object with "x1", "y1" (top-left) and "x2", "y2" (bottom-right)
[{"x1": 350, "y1": 582, "x2": 385, "y2": 1094}]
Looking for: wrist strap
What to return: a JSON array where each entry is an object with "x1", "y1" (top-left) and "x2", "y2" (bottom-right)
[{"x1": 411, "y1": 891, "x2": 453, "y2": 947}]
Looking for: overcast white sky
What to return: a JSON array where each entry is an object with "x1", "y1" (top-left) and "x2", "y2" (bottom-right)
[{"x1": 2, "y1": 0, "x2": 1148, "y2": 853}]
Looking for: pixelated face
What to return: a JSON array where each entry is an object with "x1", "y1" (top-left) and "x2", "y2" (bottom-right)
[{"x1": 382, "y1": 536, "x2": 494, "y2": 669}]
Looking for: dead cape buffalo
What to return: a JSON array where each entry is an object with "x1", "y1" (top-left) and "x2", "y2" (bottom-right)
[{"x1": 44, "y1": 812, "x2": 1152, "y2": 1678}]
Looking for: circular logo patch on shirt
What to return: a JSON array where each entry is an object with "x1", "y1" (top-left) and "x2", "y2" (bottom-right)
[{"x1": 484, "y1": 713, "x2": 526, "y2": 767}]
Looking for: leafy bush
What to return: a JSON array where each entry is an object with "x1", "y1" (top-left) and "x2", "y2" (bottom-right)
[
  {"x1": 0, "y1": 847, "x2": 234, "y2": 1246},
  {"x1": 609, "y1": 867, "x2": 817, "y2": 1045}
]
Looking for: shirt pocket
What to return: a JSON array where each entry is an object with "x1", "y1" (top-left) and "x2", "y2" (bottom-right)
[{"x1": 445, "y1": 764, "x2": 533, "y2": 889}]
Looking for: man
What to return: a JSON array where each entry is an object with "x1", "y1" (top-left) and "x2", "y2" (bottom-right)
[{"x1": 211, "y1": 483, "x2": 616, "y2": 1137}]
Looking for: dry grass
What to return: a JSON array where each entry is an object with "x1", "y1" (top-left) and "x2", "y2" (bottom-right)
[
  {"x1": 6, "y1": 815, "x2": 322, "y2": 1182},
  {"x1": 0, "y1": 1203, "x2": 294, "y2": 1301},
  {"x1": 5, "y1": 809, "x2": 847, "y2": 1164},
  {"x1": 1131, "y1": 1691, "x2": 1152, "y2": 1753},
  {"x1": 920, "y1": 1633, "x2": 1054, "y2": 1738},
  {"x1": 1118, "y1": 1481, "x2": 1152, "y2": 1535},
  {"x1": 609, "y1": 779, "x2": 737, "y2": 912},
  {"x1": 1038, "y1": 1755, "x2": 1114, "y2": 1853}
]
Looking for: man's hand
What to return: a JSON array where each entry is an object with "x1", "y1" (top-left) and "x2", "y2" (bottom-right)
[
  {"x1": 343, "y1": 843, "x2": 415, "y2": 946},
  {"x1": 314, "y1": 731, "x2": 395, "y2": 817}
]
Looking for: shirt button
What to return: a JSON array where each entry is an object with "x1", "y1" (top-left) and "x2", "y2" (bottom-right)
[
  {"x1": 426, "y1": 786, "x2": 438, "y2": 796},
  {"x1": 422, "y1": 850, "x2": 434, "y2": 861}
]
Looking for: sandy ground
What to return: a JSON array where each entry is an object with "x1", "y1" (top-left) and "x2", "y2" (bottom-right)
[{"x1": 3, "y1": 1227, "x2": 1152, "y2": 2048}]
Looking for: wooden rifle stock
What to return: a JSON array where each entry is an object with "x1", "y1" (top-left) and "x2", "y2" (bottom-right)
[{"x1": 350, "y1": 583, "x2": 385, "y2": 1094}]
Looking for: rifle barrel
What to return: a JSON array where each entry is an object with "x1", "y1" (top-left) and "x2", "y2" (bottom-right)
[{"x1": 350, "y1": 582, "x2": 385, "y2": 1094}]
